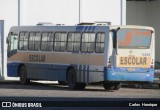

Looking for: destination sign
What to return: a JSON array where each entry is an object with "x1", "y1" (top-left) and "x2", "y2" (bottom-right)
[{"x1": 117, "y1": 56, "x2": 151, "y2": 67}]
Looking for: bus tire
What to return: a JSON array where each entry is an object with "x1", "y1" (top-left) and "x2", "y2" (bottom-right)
[
  {"x1": 114, "y1": 82, "x2": 122, "y2": 90},
  {"x1": 67, "y1": 69, "x2": 86, "y2": 90},
  {"x1": 19, "y1": 66, "x2": 30, "y2": 85},
  {"x1": 58, "y1": 81, "x2": 67, "y2": 85},
  {"x1": 103, "y1": 82, "x2": 115, "y2": 90},
  {"x1": 67, "y1": 69, "x2": 77, "y2": 90}
]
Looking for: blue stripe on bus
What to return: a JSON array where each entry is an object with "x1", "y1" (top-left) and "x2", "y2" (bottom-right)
[
  {"x1": 83, "y1": 65, "x2": 86, "y2": 82},
  {"x1": 104, "y1": 67, "x2": 154, "y2": 82},
  {"x1": 75, "y1": 26, "x2": 96, "y2": 32},
  {"x1": 7, "y1": 62, "x2": 21, "y2": 77},
  {"x1": 76, "y1": 26, "x2": 84, "y2": 31},
  {"x1": 88, "y1": 26, "x2": 92, "y2": 31},
  {"x1": 92, "y1": 26, "x2": 96, "y2": 31},
  {"x1": 7, "y1": 62, "x2": 100, "y2": 83},
  {"x1": 84, "y1": 26, "x2": 88, "y2": 31},
  {"x1": 8, "y1": 62, "x2": 154, "y2": 83},
  {"x1": 87, "y1": 65, "x2": 89, "y2": 83}
]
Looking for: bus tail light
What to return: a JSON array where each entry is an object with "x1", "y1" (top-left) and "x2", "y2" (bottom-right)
[
  {"x1": 107, "y1": 58, "x2": 111, "y2": 68},
  {"x1": 150, "y1": 59, "x2": 154, "y2": 69},
  {"x1": 150, "y1": 65, "x2": 154, "y2": 69}
]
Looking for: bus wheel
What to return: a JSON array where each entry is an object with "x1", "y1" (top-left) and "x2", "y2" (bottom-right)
[
  {"x1": 58, "y1": 81, "x2": 67, "y2": 85},
  {"x1": 67, "y1": 69, "x2": 86, "y2": 90},
  {"x1": 19, "y1": 66, "x2": 30, "y2": 85},
  {"x1": 114, "y1": 83, "x2": 122, "y2": 90},
  {"x1": 67, "y1": 69, "x2": 77, "y2": 89},
  {"x1": 103, "y1": 82, "x2": 115, "y2": 90}
]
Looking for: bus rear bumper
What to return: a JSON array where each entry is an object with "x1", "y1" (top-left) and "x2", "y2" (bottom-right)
[{"x1": 104, "y1": 67, "x2": 154, "y2": 82}]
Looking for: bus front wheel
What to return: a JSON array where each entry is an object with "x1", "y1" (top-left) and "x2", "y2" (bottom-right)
[
  {"x1": 67, "y1": 69, "x2": 86, "y2": 90},
  {"x1": 19, "y1": 66, "x2": 30, "y2": 85}
]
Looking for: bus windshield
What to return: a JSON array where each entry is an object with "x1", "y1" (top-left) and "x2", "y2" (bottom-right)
[{"x1": 117, "y1": 29, "x2": 152, "y2": 49}]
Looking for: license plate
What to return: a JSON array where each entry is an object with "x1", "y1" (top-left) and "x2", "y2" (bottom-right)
[{"x1": 127, "y1": 68, "x2": 135, "y2": 72}]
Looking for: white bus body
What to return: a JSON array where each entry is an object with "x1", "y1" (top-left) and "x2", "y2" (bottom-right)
[{"x1": 7, "y1": 25, "x2": 155, "y2": 90}]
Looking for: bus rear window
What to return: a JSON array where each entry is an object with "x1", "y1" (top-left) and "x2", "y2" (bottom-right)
[{"x1": 117, "y1": 29, "x2": 152, "y2": 49}]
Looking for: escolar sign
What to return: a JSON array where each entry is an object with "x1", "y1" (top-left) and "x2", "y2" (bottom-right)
[{"x1": 117, "y1": 56, "x2": 151, "y2": 67}]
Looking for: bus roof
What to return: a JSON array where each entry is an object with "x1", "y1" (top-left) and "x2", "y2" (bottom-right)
[
  {"x1": 9, "y1": 25, "x2": 154, "y2": 34},
  {"x1": 110, "y1": 25, "x2": 154, "y2": 31},
  {"x1": 9, "y1": 25, "x2": 110, "y2": 34}
]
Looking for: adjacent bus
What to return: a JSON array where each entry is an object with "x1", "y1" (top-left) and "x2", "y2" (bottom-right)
[{"x1": 7, "y1": 24, "x2": 155, "y2": 90}]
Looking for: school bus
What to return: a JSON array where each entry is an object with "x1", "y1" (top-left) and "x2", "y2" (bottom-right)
[{"x1": 7, "y1": 24, "x2": 155, "y2": 90}]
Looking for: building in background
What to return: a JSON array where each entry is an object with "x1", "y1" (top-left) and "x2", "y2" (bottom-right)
[
  {"x1": 0, "y1": 0, "x2": 126, "y2": 80},
  {"x1": 0, "y1": 0, "x2": 160, "y2": 80},
  {"x1": 126, "y1": 0, "x2": 160, "y2": 66}
]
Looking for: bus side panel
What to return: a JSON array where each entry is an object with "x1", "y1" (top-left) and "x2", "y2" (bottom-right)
[
  {"x1": 27, "y1": 63, "x2": 53, "y2": 80},
  {"x1": 7, "y1": 62, "x2": 19, "y2": 77},
  {"x1": 76, "y1": 65, "x2": 104, "y2": 83},
  {"x1": 49, "y1": 64, "x2": 69, "y2": 81},
  {"x1": 77, "y1": 65, "x2": 88, "y2": 83},
  {"x1": 88, "y1": 65, "x2": 104, "y2": 83},
  {"x1": 27, "y1": 63, "x2": 69, "y2": 81}
]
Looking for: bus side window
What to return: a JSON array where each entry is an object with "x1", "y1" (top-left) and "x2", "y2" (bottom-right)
[
  {"x1": 81, "y1": 33, "x2": 95, "y2": 52},
  {"x1": 34, "y1": 33, "x2": 41, "y2": 51},
  {"x1": 8, "y1": 34, "x2": 18, "y2": 51},
  {"x1": 28, "y1": 32, "x2": 41, "y2": 51},
  {"x1": 54, "y1": 32, "x2": 67, "y2": 51},
  {"x1": 74, "y1": 33, "x2": 81, "y2": 51},
  {"x1": 41, "y1": 32, "x2": 53, "y2": 51},
  {"x1": 67, "y1": 33, "x2": 74, "y2": 51},
  {"x1": 19, "y1": 32, "x2": 28, "y2": 50},
  {"x1": 67, "y1": 33, "x2": 81, "y2": 52},
  {"x1": 95, "y1": 33, "x2": 105, "y2": 53},
  {"x1": 61, "y1": 33, "x2": 67, "y2": 51}
]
